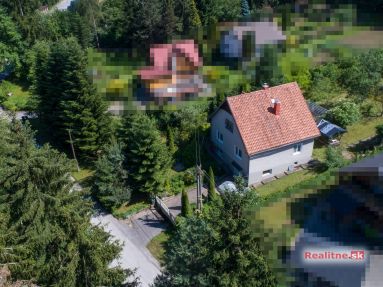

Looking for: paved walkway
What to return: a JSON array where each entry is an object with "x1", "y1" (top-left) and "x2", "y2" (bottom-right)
[{"x1": 91, "y1": 187, "x2": 207, "y2": 286}]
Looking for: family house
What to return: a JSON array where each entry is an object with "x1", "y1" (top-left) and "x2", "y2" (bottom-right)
[
  {"x1": 138, "y1": 40, "x2": 210, "y2": 104},
  {"x1": 210, "y1": 82, "x2": 320, "y2": 186},
  {"x1": 219, "y1": 22, "x2": 286, "y2": 59}
]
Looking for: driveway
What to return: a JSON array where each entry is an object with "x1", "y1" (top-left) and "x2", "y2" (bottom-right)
[
  {"x1": 91, "y1": 206, "x2": 165, "y2": 287},
  {"x1": 89, "y1": 186, "x2": 209, "y2": 284}
]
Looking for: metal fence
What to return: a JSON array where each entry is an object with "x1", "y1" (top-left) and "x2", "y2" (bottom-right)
[{"x1": 154, "y1": 196, "x2": 176, "y2": 226}]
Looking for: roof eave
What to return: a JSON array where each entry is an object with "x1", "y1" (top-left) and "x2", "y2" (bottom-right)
[{"x1": 248, "y1": 134, "x2": 321, "y2": 158}]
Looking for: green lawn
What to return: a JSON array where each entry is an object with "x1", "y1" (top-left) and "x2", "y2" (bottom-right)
[
  {"x1": 72, "y1": 169, "x2": 94, "y2": 182},
  {"x1": 112, "y1": 201, "x2": 149, "y2": 219},
  {"x1": 146, "y1": 231, "x2": 170, "y2": 265},
  {"x1": 341, "y1": 117, "x2": 383, "y2": 147},
  {"x1": 0, "y1": 81, "x2": 33, "y2": 111},
  {"x1": 255, "y1": 169, "x2": 319, "y2": 197}
]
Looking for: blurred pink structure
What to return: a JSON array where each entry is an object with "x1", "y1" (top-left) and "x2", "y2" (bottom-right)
[{"x1": 139, "y1": 40, "x2": 210, "y2": 104}]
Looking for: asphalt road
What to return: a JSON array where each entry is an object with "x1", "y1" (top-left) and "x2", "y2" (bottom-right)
[{"x1": 91, "y1": 207, "x2": 165, "y2": 287}]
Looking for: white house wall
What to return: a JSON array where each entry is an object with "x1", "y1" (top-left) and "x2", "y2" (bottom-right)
[
  {"x1": 210, "y1": 109, "x2": 249, "y2": 176},
  {"x1": 248, "y1": 139, "x2": 314, "y2": 185}
]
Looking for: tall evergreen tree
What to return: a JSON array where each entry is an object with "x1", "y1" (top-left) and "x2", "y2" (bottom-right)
[
  {"x1": 208, "y1": 166, "x2": 217, "y2": 201},
  {"x1": 0, "y1": 7, "x2": 24, "y2": 75},
  {"x1": 122, "y1": 113, "x2": 171, "y2": 195},
  {"x1": 0, "y1": 120, "x2": 138, "y2": 286},
  {"x1": 161, "y1": 0, "x2": 176, "y2": 40},
  {"x1": 34, "y1": 37, "x2": 111, "y2": 160},
  {"x1": 241, "y1": 0, "x2": 250, "y2": 17},
  {"x1": 154, "y1": 178, "x2": 276, "y2": 287},
  {"x1": 167, "y1": 125, "x2": 177, "y2": 156},
  {"x1": 181, "y1": 189, "x2": 192, "y2": 217},
  {"x1": 183, "y1": 0, "x2": 201, "y2": 32},
  {"x1": 93, "y1": 142, "x2": 131, "y2": 210}
]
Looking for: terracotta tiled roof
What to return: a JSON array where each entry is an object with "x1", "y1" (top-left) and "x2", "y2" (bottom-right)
[{"x1": 225, "y1": 82, "x2": 320, "y2": 155}]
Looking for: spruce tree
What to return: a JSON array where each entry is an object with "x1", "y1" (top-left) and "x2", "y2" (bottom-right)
[
  {"x1": 154, "y1": 179, "x2": 276, "y2": 287},
  {"x1": 122, "y1": 113, "x2": 171, "y2": 195},
  {"x1": 34, "y1": 37, "x2": 111, "y2": 160},
  {"x1": 183, "y1": 0, "x2": 201, "y2": 32},
  {"x1": 161, "y1": 0, "x2": 176, "y2": 39},
  {"x1": 167, "y1": 125, "x2": 177, "y2": 156},
  {"x1": 0, "y1": 120, "x2": 138, "y2": 286},
  {"x1": 208, "y1": 166, "x2": 217, "y2": 201},
  {"x1": 241, "y1": 0, "x2": 250, "y2": 17},
  {"x1": 93, "y1": 142, "x2": 131, "y2": 210},
  {"x1": 181, "y1": 189, "x2": 192, "y2": 217}
]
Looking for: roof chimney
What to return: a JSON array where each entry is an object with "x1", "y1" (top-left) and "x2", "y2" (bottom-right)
[
  {"x1": 273, "y1": 99, "x2": 281, "y2": 116},
  {"x1": 262, "y1": 83, "x2": 269, "y2": 90}
]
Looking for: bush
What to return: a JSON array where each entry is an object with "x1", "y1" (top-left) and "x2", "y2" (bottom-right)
[
  {"x1": 181, "y1": 189, "x2": 192, "y2": 217},
  {"x1": 325, "y1": 146, "x2": 346, "y2": 169},
  {"x1": 182, "y1": 167, "x2": 195, "y2": 186},
  {"x1": 376, "y1": 124, "x2": 383, "y2": 138},
  {"x1": 360, "y1": 99, "x2": 383, "y2": 117},
  {"x1": 326, "y1": 101, "x2": 361, "y2": 127}
]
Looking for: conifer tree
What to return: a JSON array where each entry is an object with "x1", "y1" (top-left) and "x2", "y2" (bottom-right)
[
  {"x1": 161, "y1": 0, "x2": 176, "y2": 39},
  {"x1": 0, "y1": 121, "x2": 138, "y2": 286},
  {"x1": 181, "y1": 189, "x2": 192, "y2": 217},
  {"x1": 122, "y1": 113, "x2": 171, "y2": 195},
  {"x1": 167, "y1": 125, "x2": 177, "y2": 156},
  {"x1": 241, "y1": 0, "x2": 250, "y2": 17},
  {"x1": 34, "y1": 37, "x2": 111, "y2": 160},
  {"x1": 183, "y1": 0, "x2": 201, "y2": 32},
  {"x1": 93, "y1": 142, "x2": 131, "y2": 210},
  {"x1": 208, "y1": 166, "x2": 217, "y2": 201},
  {"x1": 154, "y1": 178, "x2": 276, "y2": 287}
]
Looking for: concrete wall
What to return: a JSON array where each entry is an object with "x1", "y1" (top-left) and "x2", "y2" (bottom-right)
[
  {"x1": 210, "y1": 109, "x2": 249, "y2": 177},
  {"x1": 248, "y1": 139, "x2": 315, "y2": 185}
]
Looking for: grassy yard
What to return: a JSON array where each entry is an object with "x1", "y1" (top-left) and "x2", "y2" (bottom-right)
[
  {"x1": 255, "y1": 169, "x2": 319, "y2": 197},
  {"x1": 146, "y1": 231, "x2": 171, "y2": 265},
  {"x1": 72, "y1": 169, "x2": 94, "y2": 182},
  {"x1": 341, "y1": 117, "x2": 383, "y2": 147},
  {"x1": 0, "y1": 81, "x2": 33, "y2": 111},
  {"x1": 112, "y1": 201, "x2": 149, "y2": 219}
]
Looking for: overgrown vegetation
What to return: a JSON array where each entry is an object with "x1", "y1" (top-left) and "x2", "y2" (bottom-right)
[{"x1": 2, "y1": 0, "x2": 383, "y2": 285}]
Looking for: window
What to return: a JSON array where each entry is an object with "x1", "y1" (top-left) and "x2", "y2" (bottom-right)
[
  {"x1": 262, "y1": 169, "x2": 272, "y2": 176},
  {"x1": 293, "y1": 143, "x2": 303, "y2": 154},
  {"x1": 234, "y1": 146, "x2": 242, "y2": 159},
  {"x1": 225, "y1": 119, "x2": 234, "y2": 133},
  {"x1": 217, "y1": 130, "x2": 223, "y2": 143}
]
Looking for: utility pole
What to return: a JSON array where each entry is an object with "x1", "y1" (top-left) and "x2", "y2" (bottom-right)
[
  {"x1": 196, "y1": 164, "x2": 203, "y2": 211},
  {"x1": 67, "y1": 129, "x2": 80, "y2": 172}
]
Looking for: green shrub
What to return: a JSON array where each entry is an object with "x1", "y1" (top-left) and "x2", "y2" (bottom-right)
[
  {"x1": 325, "y1": 146, "x2": 346, "y2": 169},
  {"x1": 182, "y1": 167, "x2": 195, "y2": 186},
  {"x1": 376, "y1": 124, "x2": 383, "y2": 138},
  {"x1": 170, "y1": 175, "x2": 185, "y2": 195},
  {"x1": 326, "y1": 101, "x2": 361, "y2": 127},
  {"x1": 360, "y1": 100, "x2": 382, "y2": 117},
  {"x1": 181, "y1": 189, "x2": 192, "y2": 217}
]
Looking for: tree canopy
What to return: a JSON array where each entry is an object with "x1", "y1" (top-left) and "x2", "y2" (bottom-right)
[{"x1": 0, "y1": 119, "x2": 138, "y2": 286}]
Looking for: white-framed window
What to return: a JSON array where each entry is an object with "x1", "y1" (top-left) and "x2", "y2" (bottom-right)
[
  {"x1": 293, "y1": 143, "x2": 303, "y2": 154},
  {"x1": 234, "y1": 145, "x2": 242, "y2": 159},
  {"x1": 262, "y1": 169, "x2": 272, "y2": 176},
  {"x1": 217, "y1": 130, "x2": 223, "y2": 144}
]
